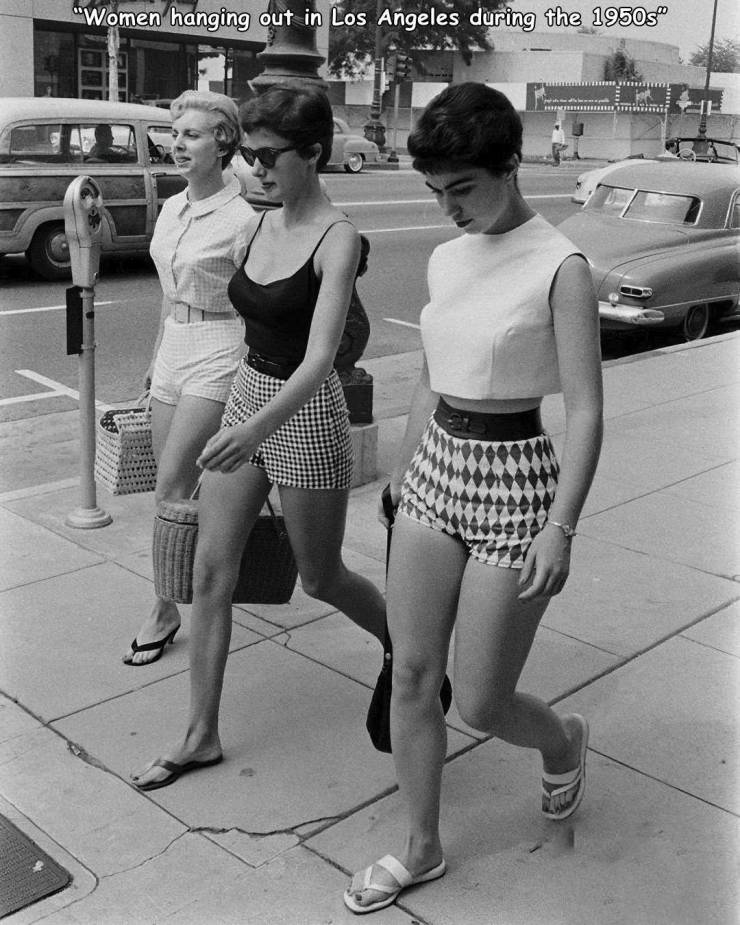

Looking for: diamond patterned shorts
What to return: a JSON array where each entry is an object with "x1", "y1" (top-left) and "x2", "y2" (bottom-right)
[
  {"x1": 221, "y1": 358, "x2": 353, "y2": 489},
  {"x1": 399, "y1": 415, "x2": 560, "y2": 569}
]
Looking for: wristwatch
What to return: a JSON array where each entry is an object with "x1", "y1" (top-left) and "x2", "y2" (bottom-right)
[{"x1": 547, "y1": 519, "x2": 576, "y2": 538}]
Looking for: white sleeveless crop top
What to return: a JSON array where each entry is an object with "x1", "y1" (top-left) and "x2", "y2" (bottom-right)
[{"x1": 420, "y1": 214, "x2": 584, "y2": 399}]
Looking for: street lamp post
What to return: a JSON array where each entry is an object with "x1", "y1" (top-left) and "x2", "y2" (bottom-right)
[
  {"x1": 698, "y1": 0, "x2": 719, "y2": 138},
  {"x1": 250, "y1": 0, "x2": 374, "y2": 430},
  {"x1": 250, "y1": 0, "x2": 327, "y2": 91},
  {"x1": 363, "y1": 0, "x2": 387, "y2": 150}
]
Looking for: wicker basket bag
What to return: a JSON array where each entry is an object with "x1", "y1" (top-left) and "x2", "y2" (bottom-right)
[
  {"x1": 153, "y1": 493, "x2": 297, "y2": 605},
  {"x1": 95, "y1": 396, "x2": 157, "y2": 495}
]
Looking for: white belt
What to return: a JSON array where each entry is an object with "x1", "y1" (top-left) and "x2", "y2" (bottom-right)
[{"x1": 170, "y1": 302, "x2": 232, "y2": 324}]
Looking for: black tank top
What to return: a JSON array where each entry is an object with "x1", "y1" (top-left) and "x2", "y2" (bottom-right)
[{"x1": 228, "y1": 213, "x2": 352, "y2": 361}]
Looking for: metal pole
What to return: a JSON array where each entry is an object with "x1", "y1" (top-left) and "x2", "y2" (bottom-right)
[
  {"x1": 66, "y1": 287, "x2": 111, "y2": 529},
  {"x1": 363, "y1": 0, "x2": 387, "y2": 149},
  {"x1": 698, "y1": 0, "x2": 719, "y2": 137},
  {"x1": 107, "y1": 0, "x2": 120, "y2": 102},
  {"x1": 388, "y1": 82, "x2": 400, "y2": 163}
]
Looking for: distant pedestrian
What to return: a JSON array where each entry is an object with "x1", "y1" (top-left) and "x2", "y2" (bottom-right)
[
  {"x1": 551, "y1": 121, "x2": 566, "y2": 166},
  {"x1": 344, "y1": 82, "x2": 603, "y2": 915},
  {"x1": 123, "y1": 90, "x2": 254, "y2": 666},
  {"x1": 131, "y1": 85, "x2": 386, "y2": 790}
]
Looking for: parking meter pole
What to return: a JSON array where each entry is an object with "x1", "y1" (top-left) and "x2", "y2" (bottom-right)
[
  {"x1": 66, "y1": 286, "x2": 111, "y2": 528},
  {"x1": 63, "y1": 176, "x2": 111, "y2": 529}
]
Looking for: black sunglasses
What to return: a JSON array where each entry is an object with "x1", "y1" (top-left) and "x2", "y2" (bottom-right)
[{"x1": 239, "y1": 144, "x2": 297, "y2": 168}]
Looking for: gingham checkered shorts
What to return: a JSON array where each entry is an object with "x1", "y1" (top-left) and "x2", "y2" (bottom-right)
[
  {"x1": 221, "y1": 357, "x2": 353, "y2": 488},
  {"x1": 399, "y1": 415, "x2": 560, "y2": 568},
  {"x1": 150, "y1": 315, "x2": 245, "y2": 405}
]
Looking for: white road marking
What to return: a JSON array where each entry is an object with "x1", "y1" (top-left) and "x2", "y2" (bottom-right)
[
  {"x1": 0, "y1": 300, "x2": 117, "y2": 317},
  {"x1": 1, "y1": 369, "x2": 112, "y2": 409},
  {"x1": 384, "y1": 318, "x2": 420, "y2": 329},
  {"x1": 362, "y1": 224, "x2": 453, "y2": 234}
]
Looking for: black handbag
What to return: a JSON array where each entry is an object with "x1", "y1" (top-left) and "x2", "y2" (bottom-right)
[{"x1": 366, "y1": 484, "x2": 453, "y2": 753}]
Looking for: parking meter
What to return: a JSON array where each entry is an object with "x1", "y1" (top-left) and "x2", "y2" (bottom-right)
[
  {"x1": 63, "y1": 176, "x2": 103, "y2": 288},
  {"x1": 62, "y1": 175, "x2": 111, "y2": 529}
]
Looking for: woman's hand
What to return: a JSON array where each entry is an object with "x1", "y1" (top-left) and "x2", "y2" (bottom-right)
[
  {"x1": 197, "y1": 422, "x2": 262, "y2": 473},
  {"x1": 518, "y1": 524, "x2": 572, "y2": 600}
]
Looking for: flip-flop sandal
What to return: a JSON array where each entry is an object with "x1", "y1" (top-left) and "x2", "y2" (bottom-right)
[
  {"x1": 343, "y1": 854, "x2": 446, "y2": 915},
  {"x1": 131, "y1": 754, "x2": 223, "y2": 791},
  {"x1": 122, "y1": 626, "x2": 180, "y2": 666},
  {"x1": 542, "y1": 714, "x2": 589, "y2": 820}
]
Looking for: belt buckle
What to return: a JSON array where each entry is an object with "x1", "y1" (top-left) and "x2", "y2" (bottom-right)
[{"x1": 447, "y1": 412, "x2": 485, "y2": 437}]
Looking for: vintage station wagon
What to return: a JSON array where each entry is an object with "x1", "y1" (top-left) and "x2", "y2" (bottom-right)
[{"x1": 0, "y1": 97, "x2": 268, "y2": 279}]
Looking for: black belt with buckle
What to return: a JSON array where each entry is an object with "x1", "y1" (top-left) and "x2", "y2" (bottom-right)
[
  {"x1": 434, "y1": 397, "x2": 543, "y2": 441},
  {"x1": 246, "y1": 351, "x2": 301, "y2": 380}
]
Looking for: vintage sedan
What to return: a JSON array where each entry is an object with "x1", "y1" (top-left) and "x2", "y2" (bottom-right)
[
  {"x1": 327, "y1": 117, "x2": 380, "y2": 173},
  {"x1": 571, "y1": 137, "x2": 739, "y2": 204},
  {"x1": 0, "y1": 97, "x2": 269, "y2": 280},
  {"x1": 559, "y1": 162, "x2": 740, "y2": 341}
]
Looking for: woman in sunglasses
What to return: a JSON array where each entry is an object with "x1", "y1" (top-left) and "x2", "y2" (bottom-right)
[
  {"x1": 123, "y1": 90, "x2": 254, "y2": 666},
  {"x1": 131, "y1": 85, "x2": 386, "y2": 790}
]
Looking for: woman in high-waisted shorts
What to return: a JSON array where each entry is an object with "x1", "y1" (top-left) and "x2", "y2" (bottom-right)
[
  {"x1": 344, "y1": 84, "x2": 604, "y2": 914},
  {"x1": 131, "y1": 86, "x2": 386, "y2": 791},
  {"x1": 123, "y1": 90, "x2": 253, "y2": 666}
]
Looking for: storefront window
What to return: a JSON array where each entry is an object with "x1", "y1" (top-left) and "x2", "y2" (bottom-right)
[{"x1": 34, "y1": 30, "x2": 76, "y2": 98}]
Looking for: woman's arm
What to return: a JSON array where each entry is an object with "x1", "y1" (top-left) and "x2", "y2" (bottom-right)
[
  {"x1": 145, "y1": 295, "x2": 169, "y2": 390},
  {"x1": 197, "y1": 220, "x2": 360, "y2": 472},
  {"x1": 519, "y1": 253, "x2": 604, "y2": 600},
  {"x1": 383, "y1": 358, "x2": 437, "y2": 514}
]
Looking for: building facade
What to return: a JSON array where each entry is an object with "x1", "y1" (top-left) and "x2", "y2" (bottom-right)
[{"x1": 0, "y1": 0, "x2": 330, "y2": 101}]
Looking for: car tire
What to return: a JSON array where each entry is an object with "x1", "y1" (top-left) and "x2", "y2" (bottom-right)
[
  {"x1": 27, "y1": 223, "x2": 71, "y2": 280},
  {"x1": 681, "y1": 304, "x2": 710, "y2": 341},
  {"x1": 344, "y1": 153, "x2": 364, "y2": 174}
]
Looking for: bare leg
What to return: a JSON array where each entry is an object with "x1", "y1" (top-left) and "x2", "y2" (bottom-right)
[
  {"x1": 278, "y1": 485, "x2": 386, "y2": 642},
  {"x1": 123, "y1": 394, "x2": 225, "y2": 664},
  {"x1": 348, "y1": 523, "x2": 585, "y2": 909},
  {"x1": 347, "y1": 516, "x2": 466, "y2": 909},
  {"x1": 131, "y1": 463, "x2": 270, "y2": 786},
  {"x1": 453, "y1": 559, "x2": 581, "y2": 774}
]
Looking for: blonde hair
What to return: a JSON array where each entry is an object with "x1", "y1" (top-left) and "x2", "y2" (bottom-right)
[{"x1": 170, "y1": 90, "x2": 241, "y2": 168}]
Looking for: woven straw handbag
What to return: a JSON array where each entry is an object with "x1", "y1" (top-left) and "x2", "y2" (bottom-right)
[
  {"x1": 153, "y1": 488, "x2": 297, "y2": 605},
  {"x1": 95, "y1": 395, "x2": 157, "y2": 495}
]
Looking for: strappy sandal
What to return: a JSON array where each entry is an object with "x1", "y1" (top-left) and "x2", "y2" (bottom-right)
[
  {"x1": 122, "y1": 626, "x2": 180, "y2": 666},
  {"x1": 542, "y1": 714, "x2": 589, "y2": 820}
]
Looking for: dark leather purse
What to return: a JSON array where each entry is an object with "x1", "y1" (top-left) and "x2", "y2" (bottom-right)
[{"x1": 366, "y1": 484, "x2": 453, "y2": 753}]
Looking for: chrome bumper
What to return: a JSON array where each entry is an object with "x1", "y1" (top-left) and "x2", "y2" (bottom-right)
[{"x1": 598, "y1": 301, "x2": 665, "y2": 326}]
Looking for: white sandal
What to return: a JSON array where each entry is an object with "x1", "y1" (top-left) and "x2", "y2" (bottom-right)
[
  {"x1": 542, "y1": 714, "x2": 589, "y2": 820},
  {"x1": 343, "y1": 854, "x2": 446, "y2": 915}
]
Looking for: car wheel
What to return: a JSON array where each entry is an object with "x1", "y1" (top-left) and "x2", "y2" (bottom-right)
[
  {"x1": 678, "y1": 149, "x2": 696, "y2": 161},
  {"x1": 344, "y1": 153, "x2": 364, "y2": 174},
  {"x1": 27, "y1": 223, "x2": 71, "y2": 280},
  {"x1": 681, "y1": 304, "x2": 709, "y2": 341}
]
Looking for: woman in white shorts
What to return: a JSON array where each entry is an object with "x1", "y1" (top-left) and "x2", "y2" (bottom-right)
[{"x1": 123, "y1": 90, "x2": 254, "y2": 665}]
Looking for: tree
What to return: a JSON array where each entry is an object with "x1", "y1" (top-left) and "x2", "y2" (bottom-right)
[
  {"x1": 604, "y1": 42, "x2": 642, "y2": 81},
  {"x1": 328, "y1": 0, "x2": 507, "y2": 78},
  {"x1": 690, "y1": 38, "x2": 739, "y2": 73}
]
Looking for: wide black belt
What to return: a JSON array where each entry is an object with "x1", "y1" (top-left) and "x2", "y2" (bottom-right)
[
  {"x1": 246, "y1": 350, "x2": 300, "y2": 380},
  {"x1": 434, "y1": 397, "x2": 543, "y2": 441}
]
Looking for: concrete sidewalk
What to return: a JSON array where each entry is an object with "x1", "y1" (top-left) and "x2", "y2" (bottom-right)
[{"x1": 0, "y1": 334, "x2": 738, "y2": 924}]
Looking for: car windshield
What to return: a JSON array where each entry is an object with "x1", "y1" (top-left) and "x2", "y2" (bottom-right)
[{"x1": 586, "y1": 184, "x2": 701, "y2": 225}]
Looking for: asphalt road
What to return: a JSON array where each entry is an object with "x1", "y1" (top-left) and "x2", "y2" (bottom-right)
[{"x1": 0, "y1": 165, "x2": 584, "y2": 423}]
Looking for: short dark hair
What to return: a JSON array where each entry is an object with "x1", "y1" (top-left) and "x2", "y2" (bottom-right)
[
  {"x1": 240, "y1": 85, "x2": 333, "y2": 170},
  {"x1": 408, "y1": 82, "x2": 522, "y2": 175}
]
